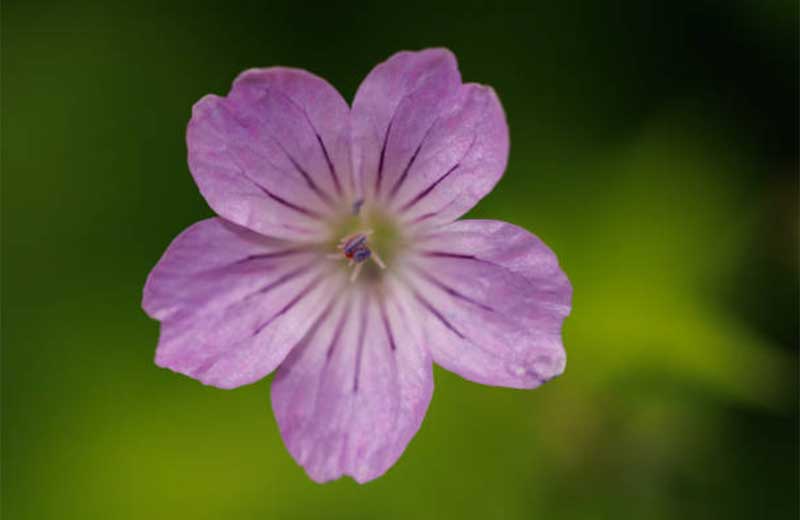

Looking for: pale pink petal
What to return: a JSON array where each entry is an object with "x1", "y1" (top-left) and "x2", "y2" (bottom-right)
[
  {"x1": 271, "y1": 284, "x2": 433, "y2": 483},
  {"x1": 351, "y1": 48, "x2": 508, "y2": 226},
  {"x1": 188, "y1": 68, "x2": 351, "y2": 240},
  {"x1": 406, "y1": 219, "x2": 571, "y2": 388},
  {"x1": 143, "y1": 218, "x2": 344, "y2": 389},
  {"x1": 351, "y1": 48, "x2": 459, "y2": 201}
]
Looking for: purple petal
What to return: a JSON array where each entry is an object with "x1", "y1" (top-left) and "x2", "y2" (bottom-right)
[
  {"x1": 271, "y1": 285, "x2": 433, "y2": 483},
  {"x1": 143, "y1": 218, "x2": 341, "y2": 389},
  {"x1": 188, "y1": 68, "x2": 351, "y2": 240},
  {"x1": 407, "y1": 219, "x2": 571, "y2": 388},
  {"x1": 351, "y1": 48, "x2": 508, "y2": 226}
]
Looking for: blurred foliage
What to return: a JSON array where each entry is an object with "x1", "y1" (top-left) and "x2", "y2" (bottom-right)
[{"x1": 2, "y1": 1, "x2": 797, "y2": 519}]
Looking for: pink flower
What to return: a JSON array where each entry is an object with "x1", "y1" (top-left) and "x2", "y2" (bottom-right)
[{"x1": 142, "y1": 48, "x2": 572, "y2": 483}]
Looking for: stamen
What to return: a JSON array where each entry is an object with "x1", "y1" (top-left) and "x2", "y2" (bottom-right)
[
  {"x1": 371, "y1": 250, "x2": 386, "y2": 269},
  {"x1": 350, "y1": 262, "x2": 363, "y2": 282},
  {"x1": 343, "y1": 235, "x2": 368, "y2": 256},
  {"x1": 335, "y1": 230, "x2": 386, "y2": 281}
]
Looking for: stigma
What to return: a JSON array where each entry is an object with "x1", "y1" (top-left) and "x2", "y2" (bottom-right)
[{"x1": 334, "y1": 231, "x2": 386, "y2": 282}]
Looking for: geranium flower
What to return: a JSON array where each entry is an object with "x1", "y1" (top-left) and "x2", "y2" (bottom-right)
[{"x1": 142, "y1": 48, "x2": 572, "y2": 483}]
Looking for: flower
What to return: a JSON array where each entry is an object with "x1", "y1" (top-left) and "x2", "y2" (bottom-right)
[{"x1": 142, "y1": 48, "x2": 572, "y2": 483}]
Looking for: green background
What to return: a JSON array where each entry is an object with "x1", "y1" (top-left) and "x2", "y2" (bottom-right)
[{"x1": 3, "y1": 1, "x2": 798, "y2": 518}]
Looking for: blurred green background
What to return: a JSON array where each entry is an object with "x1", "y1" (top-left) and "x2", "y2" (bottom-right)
[{"x1": 3, "y1": 1, "x2": 798, "y2": 518}]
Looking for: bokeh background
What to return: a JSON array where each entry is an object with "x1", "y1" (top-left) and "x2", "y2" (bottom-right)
[{"x1": 3, "y1": 1, "x2": 798, "y2": 518}]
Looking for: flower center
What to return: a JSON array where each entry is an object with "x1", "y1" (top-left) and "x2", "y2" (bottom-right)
[
  {"x1": 325, "y1": 200, "x2": 404, "y2": 283},
  {"x1": 341, "y1": 233, "x2": 372, "y2": 263},
  {"x1": 335, "y1": 231, "x2": 386, "y2": 282}
]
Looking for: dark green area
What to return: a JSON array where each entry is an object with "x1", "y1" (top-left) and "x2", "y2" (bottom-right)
[{"x1": 3, "y1": 1, "x2": 797, "y2": 518}]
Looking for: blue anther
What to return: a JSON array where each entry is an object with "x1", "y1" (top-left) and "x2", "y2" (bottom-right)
[
  {"x1": 352, "y1": 246, "x2": 372, "y2": 263},
  {"x1": 343, "y1": 235, "x2": 368, "y2": 256}
]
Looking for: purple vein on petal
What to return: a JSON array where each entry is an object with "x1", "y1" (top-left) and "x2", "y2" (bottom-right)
[
  {"x1": 248, "y1": 261, "x2": 315, "y2": 301},
  {"x1": 417, "y1": 250, "x2": 508, "y2": 272},
  {"x1": 280, "y1": 88, "x2": 343, "y2": 197},
  {"x1": 377, "y1": 297, "x2": 397, "y2": 351},
  {"x1": 231, "y1": 247, "x2": 309, "y2": 266},
  {"x1": 419, "y1": 251, "x2": 478, "y2": 261},
  {"x1": 190, "y1": 248, "x2": 308, "y2": 278},
  {"x1": 417, "y1": 250, "x2": 516, "y2": 275},
  {"x1": 388, "y1": 140, "x2": 421, "y2": 201},
  {"x1": 253, "y1": 272, "x2": 325, "y2": 335},
  {"x1": 388, "y1": 117, "x2": 440, "y2": 200},
  {"x1": 352, "y1": 292, "x2": 369, "y2": 393},
  {"x1": 326, "y1": 296, "x2": 352, "y2": 361},
  {"x1": 241, "y1": 173, "x2": 323, "y2": 219},
  {"x1": 407, "y1": 264, "x2": 494, "y2": 312},
  {"x1": 395, "y1": 128, "x2": 481, "y2": 213},
  {"x1": 186, "y1": 273, "x2": 322, "y2": 378},
  {"x1": 398, "y1": 163, "x2": 460, "y2": 212},
  {"x1": 174, "y1": 263, "x2": 314, "y2": 335},
  {"x1": 220, "y1": 100, "x2": 330, "y2": 215},
  {"x1": 404, "y1": 195, "x2": 463, "y2": 226},
  {"x1": 409, "y1": 211, "x2": 437, "y2": 225},
  {"x1": 271, "y1": 138, "x2": 336, "y2": 208},
  {"x1": 234, "y1": 122, "x2": 336, "y2": 211},
  {"x1": 374, "y1": 120, "x2": 393, "y2": 195},
  {"x1": 411, "y1": 289, "x2": 465, "y2": 339},
  {"x1": 315, "y1": 133, "x2": 342, "y2": 197},
  {"x1": 288, "y1": 290, "x2": 341, "y2": 359}
]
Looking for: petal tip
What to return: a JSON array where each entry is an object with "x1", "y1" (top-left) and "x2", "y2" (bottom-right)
[
  {"x1": 189, "y1": 93, "x2": 224, "y2": 121},
  {"x1": 388, "y1": 46, "x2": 457, "y2": 64},
  {"x1": 154, "y1": 351, "x2": 244, "y2": 390},
  {"x1": 301, "y1": 465, "x2": 387, "y2": 485}
]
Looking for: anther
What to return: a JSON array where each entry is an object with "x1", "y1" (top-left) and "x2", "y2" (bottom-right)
[{"x1": 335, "y1": 230, "x2": 386, "y2": 282}]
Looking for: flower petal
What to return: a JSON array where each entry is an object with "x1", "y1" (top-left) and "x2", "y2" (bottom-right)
[
  {"x1": 143, "y1": 218, "x2": 343, "y2": 389},
  {"x1": 188, "y1": 68, "x2": 351, "y2": 240},
  {"x1": 351, "y1": 48, "x2": 508, "y2": 226},
  {"x1": 406, "y1": 219, "x2": 571, "y2": 388},
  {"x1": 271, "y1": 285, "x2": 433, "y2": 483}
]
